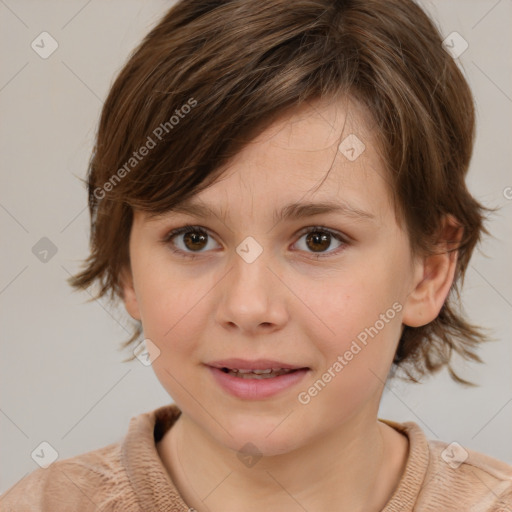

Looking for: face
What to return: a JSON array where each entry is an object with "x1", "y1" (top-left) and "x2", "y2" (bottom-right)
[{"x1": 122, "y1": 98, "x2": 424, "y2": 456}]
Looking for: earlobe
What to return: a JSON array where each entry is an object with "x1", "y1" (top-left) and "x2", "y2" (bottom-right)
[
  {"x1": 120, "y1": 266, "x2": 141, "y2": 321},
  {"x1": 402, "y1": 217, "x2": 462, "y2": 328}
]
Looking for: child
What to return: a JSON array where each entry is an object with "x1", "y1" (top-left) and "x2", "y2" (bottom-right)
[{"x1": 2, "y1": 0, "x2": 511, "y2": 510}]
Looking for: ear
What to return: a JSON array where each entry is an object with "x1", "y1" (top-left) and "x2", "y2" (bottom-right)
[
  {"x1": 120, "y1": 265, "x2": 142, "y2": 321},
  {"x1": 402, "y1": 216, "x2": 463, "y2": 328}
]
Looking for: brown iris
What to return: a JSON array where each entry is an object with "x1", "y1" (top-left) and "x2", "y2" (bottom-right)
[
  {"x1": 183, "y1": 231, "x2": 208, "y2": 251},
  {"x1": 305, "y1": 231, "x2": 331, "y2": 252}
]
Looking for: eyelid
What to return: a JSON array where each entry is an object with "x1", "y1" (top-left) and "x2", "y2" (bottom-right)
[{"x1": 162, "y1": 224, "x2": 349, "y2": 259}]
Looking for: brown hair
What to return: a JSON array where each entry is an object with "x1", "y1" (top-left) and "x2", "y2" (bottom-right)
[{"x1": 69, "y1": 0, "x2": 490, "y2": 385}]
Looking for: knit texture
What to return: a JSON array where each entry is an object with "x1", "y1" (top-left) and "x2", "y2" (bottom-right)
[{"x1": 1, "y1": 404, "x2": 511, "y2": 511}]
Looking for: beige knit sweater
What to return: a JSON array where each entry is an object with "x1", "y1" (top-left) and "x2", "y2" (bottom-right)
[{"x1": 1, "y1": 404, "x2": 511, "y2": 511}]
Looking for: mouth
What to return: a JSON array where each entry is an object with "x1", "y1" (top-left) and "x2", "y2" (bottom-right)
[
  {"x1": 206, "y1": 358, "x2": 309, "y2": 376},
  {"x1": 205, "y1": 359, "x2": 310, "y2": 399},
  {"x1": 217, "y1": 367, "x2": 304, "y2": 379}
]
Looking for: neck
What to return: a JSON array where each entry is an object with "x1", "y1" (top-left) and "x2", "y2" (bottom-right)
[{"x1": 157, "y1": 408, "x2": 408, "y2": 512}]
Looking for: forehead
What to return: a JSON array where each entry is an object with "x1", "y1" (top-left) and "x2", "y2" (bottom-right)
[
  {"x1": 259, "y1": 96, "x2": 376, "y2": 154},
  {"x1": 195, "y1": 98, "x2": 388, "y2": 211},
  {"x1": 143, "y1": 97, "x2": 393, "y2": 227}
]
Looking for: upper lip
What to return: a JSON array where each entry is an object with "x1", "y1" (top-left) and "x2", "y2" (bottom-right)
[{"x1": 206, "y1": 358, "x2": 308, "y2": 370}]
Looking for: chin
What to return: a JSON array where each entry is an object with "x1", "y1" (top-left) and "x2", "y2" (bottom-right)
[{"x1": 217, "y1": 421, "x2": 304, "y2": 458}]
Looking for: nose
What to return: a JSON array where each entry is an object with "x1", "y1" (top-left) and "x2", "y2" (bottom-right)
[{"x1": 215, "y1": 241, "x2": 289, "y2": 335}]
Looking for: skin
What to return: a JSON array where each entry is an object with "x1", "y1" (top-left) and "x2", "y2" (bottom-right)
[{"x1": 121, "y1": 97, "x2": 460, "y2": 512}]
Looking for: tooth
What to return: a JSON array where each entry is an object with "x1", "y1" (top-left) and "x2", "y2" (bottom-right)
[
  {"x1": 236, "y1": 369, "x2": 252, "y2": 374},
  {"x1": 240, "y1": 373, "x2": 272, "y2": 379}
]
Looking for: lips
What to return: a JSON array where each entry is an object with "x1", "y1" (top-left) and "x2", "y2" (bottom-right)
[
  {"x1": 206, "y1": 359, "x2": 305, "y2": 370},
  {"x1": 205, "y1": 358, "x2": 310, "y2": 398},
  {"x1": 206, "y1": 359, "x2": 309, "y2": 380},
  {"x1": 219, "y1": 368, "x2": 298, "y2": 379}
]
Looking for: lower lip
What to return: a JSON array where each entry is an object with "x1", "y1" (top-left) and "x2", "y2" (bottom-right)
[{"x1": 207, "y1": 366, "x2": 309, "y2": 400}]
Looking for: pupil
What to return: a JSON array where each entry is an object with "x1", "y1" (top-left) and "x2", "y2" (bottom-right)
[{"x1": 306, "y1": 231, "x2": 330, "y2": 252}]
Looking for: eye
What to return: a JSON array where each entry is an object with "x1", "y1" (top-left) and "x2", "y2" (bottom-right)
[
  {"x1": 163, "y1": 224, "x2": 348, "y2": 259},
  {"x1": 163, "y1": 225, "x2": 220, "y2": 258},
  {"x1": 293, "y1": 226, "x2": 346, "y2": 258}
]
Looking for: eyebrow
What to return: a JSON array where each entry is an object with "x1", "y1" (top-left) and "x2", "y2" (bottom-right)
[{"x1": 161, "y1": 199, "x2": 375, "y2": 224}]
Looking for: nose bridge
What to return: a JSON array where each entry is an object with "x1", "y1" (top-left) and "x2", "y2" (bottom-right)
[
  {"x1": 216, "y1": 235, "x2": 287, "y2": 330},
  {"x1": 230, "y1": 235, "x2": 273, "y2": 305}
]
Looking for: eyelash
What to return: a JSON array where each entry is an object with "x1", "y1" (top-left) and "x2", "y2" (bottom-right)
[{"x1": 162, "y1": 224, "x2": 349, "y2": 260}]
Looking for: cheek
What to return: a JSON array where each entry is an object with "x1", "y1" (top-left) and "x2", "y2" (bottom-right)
[
  {"x1": 133, "y1": 255, "x2": 205, "y2": 337},
  {"x1": 299, "y1": 297, "x2": 402, "y2": 419},
  {"x1": 132, "y1": 264, "x2": 208, "y2": 371},
  {"x1": 136, "y1": 272, "x2": 211, "y2": 402},
  {"x1": 303, "y1": 262, "x2": 404, "y2": 382}
]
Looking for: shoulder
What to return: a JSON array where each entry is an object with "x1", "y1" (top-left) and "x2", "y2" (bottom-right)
[
  {"x1": 0, "y1": 404, "x2": 183, "y2": 512},
  {"x1": 384, "y1": 418, "x2": 512, "y2": 512},
  {"x1": 0, "y1": 442, "x2": 139, "y2": 512},
  {"x1": 423, "y1": 437, "x2": 512, "y2": 511}
]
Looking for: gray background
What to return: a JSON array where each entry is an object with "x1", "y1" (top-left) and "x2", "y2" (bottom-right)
[{"x1": 1, "y1": 0, "x2": 511, "y2": 495}]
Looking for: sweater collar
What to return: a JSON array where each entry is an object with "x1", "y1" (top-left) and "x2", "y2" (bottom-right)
[
  {"x1": 379, "y1": 417, "x2": 430, "y2": 511},
  {"x1": 122, "y1": 403, "x2": 190, "y2": 511},
  {"x1": 121, "y1": 404, "x2": 429, "y2": 511}
]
